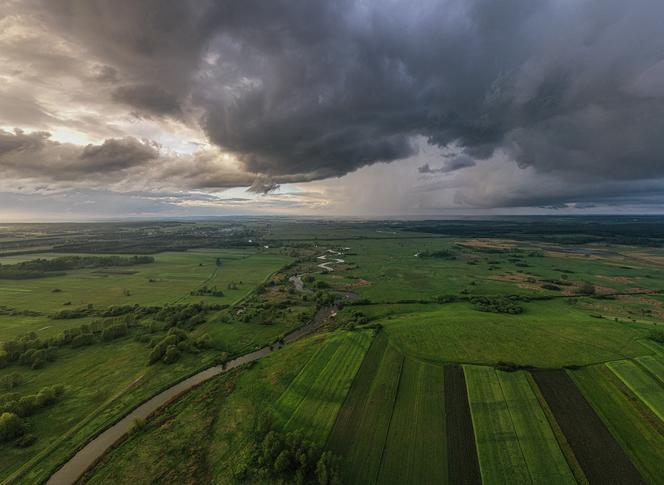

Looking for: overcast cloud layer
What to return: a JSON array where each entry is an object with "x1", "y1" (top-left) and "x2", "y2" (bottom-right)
[{"x1": 2, "y1": 0, "x2": 664, "y2": 218}]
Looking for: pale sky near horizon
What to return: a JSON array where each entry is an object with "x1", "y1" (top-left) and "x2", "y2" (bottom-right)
[{"x1": 2, "y1": 0, "x2": 664, "y2": 220}]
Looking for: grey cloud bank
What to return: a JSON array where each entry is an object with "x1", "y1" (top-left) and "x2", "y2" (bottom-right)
[{"x1": 1, "y1": 0, "x2": 664, "y2": 216}]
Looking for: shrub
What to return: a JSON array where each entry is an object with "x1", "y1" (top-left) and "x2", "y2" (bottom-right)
[
  {"x1": 71, "y1": 333, "x2": 95, "y2": 348},
  {"x1": 14, "y1": 433, "x2": 37, "y2": 448},
  {"x1": 1, "y1": 373, "x2": 23, "y2": 390},
  {"x1": 101, "y1": 323, "x2": 128, "y2": 341},
  {"x1": 648, "y1": 329, "x2": 664, "y2": 344},
  {"x1": 578, "y1": 281, "x2": 596, "y2": 295},
  {"x1": 162, "y1": 345, "x2": 181, "y2": 364},
  {"x1": 0, "y1": 412, "x2": 24, "y2": 442},
  {"x1": 238, "y1": 426, "x2": 341, "y2": 484},
  {"x1": 148, "y1": 344, "x2": 166, "y2": 365},
  {"x1": 471, "y1": 296, "x2": 523, "y2": 314}
]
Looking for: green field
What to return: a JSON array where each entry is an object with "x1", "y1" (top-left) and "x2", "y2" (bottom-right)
[
  {"x1": 274, "y1": 330, "x2": 373, "y2": 444},
  {"x1": 0, "y1": 247, "x2": 297, "y2": 483},
  {"x1": 571, "y1": 365, "x2": 664, "y2": 483},
  {"x1": 496, "y1": 371, "x2": 575, "y2": 484},
  {"x1": 327, "y1": 332, "x2": 404, "y2": 484},
  {"x1": 0, "y1": 250, "x2": 289, "y2": 313},
  {"x1": 607, "y1": 360, "x2": 664, "y2": 421},
  {"x1": 465, "y1": 366, "x2": 575, "y2": 484},
  {"x1": 2, "y1": 220, "x2": 664, "y2": 484},
  {"x1": 635, "y1": 355, "x2": 664, "y2": 384},
  {"x1": 377, "y1": 358, "x2": 447, "y2": 484},
  {"x1": 378, "y1": 300, "x2": 652, "y2": 367},
  {"x1": 82, "y1": 332, "x2": 327, "y2": 484}
]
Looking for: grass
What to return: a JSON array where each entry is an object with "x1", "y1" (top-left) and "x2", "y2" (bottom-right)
[
  {"x1": 326, "y1": 332, "x2": 404, "y2": 484},
  {"x1": 273, "y1": 330, "x2": 373, "y2": 444},
  {"x1": 571, "y1": 365, "x2": 664, "y2": 483},
  {"x1": 496, "y1": 371, "x2": 575, "y2": 484},
  {"x1": 532, "y1": 370, "x2": 643, "y2": 484},
  {"x1": 377, "y1": 358, "x2": 447, "y2": 485},
  {"x1": 464, "y1": 365, "x2": 531, "y2": 484},
  {"x1": 0, "y1": 250, "x2": 290, "y2": 313},
  {"x1": 607, "y1": 360, "x2": 664, "y2": 421},
  {"x1": 0, "y1": 249, "x2": 295, "y2": 483},
  {"x1": 81, "y1": 371, "x2": 239, "y2": 485},
  {"x1": 379, "y1": 300, "x2": 651, "y2": 367},
  {"x1": 635, "y1": 355, "x2": 664, "y2": 385},
  {"x1": 80, "y1": 333, "x2": 327, "y2": 484},
  {"x1": 4, "y1": 225, "x2": 664, "y2": 484},
  {"x1": 0, "y1": 314, "x2": 94, "y2": 345}
]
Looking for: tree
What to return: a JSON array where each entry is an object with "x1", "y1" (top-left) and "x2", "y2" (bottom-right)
[
  {"x1": 578, "y1": 281, "x2": 596, "y2": 295},
  {"x1": 0, "y1": 412, "x2": 24, "y2": 442},
  {"x1": 162, "y1": 345, "x2": 181, "y2": 364}
]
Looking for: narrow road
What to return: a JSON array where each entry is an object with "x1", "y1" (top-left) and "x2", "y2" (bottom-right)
[{"x1": 47, "y1": 305, "x2": 336, "y2": 485}]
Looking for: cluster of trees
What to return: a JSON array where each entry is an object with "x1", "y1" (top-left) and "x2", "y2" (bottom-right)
[
  {"x1": 155, "y1": 302, "x2": 223, "y2": 330},
  {"x1": 0, "y1": 412, "x2": 25, "y2": 444},
  {"x1": 0, "y1": 255, "x2": 154, "y2": 279},
  {"x1": 471, "y1": 296, "x2": 524, "y2": 314},
  {"x1": 0, "y1": 385, "x2": 65, "y2": 446},
  {"x1": 577, "y1": 281, "x2": 596, "y2": 295},
  {"x1": 341, "y1": 311, "x2": 369, "y2": 330},
  {"x1": 0, "y1": 306, "x2": 41, "y2": 317},
  {"x1": 1, "y1": 309, "x2": 152, "y2": 370},
  {"x1": 147, "y1": 328, "x2": 211, "y2": 365},
  {"x1": 1, "y1": 333, "x2": 57, "y2": 369},
  {"x1": 235, "y1": 415, "x2": 340, "y2": 484},
  {"x1": 1, "y1": 372, "x2": 22, "y2": 390},
  {"x1": 190, "y1": 285, "x2": 225, "y2": 297},
  {"x1": 418, "y1": 249, "x2": 456, "y2": 259},
  {"x1": 0, "y1": 384, "x2": 64, "y2": 418},
  {"x1": 648, "y1": 329, "x2": 664, "y2": 344}
]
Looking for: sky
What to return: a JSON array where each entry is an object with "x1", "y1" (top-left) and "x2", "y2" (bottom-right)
[{"x1": 2, "y1": 0, "x2": 664, "y2": 220}]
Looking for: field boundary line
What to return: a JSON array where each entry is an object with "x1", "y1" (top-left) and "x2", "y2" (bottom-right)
[
  {"x1": 495, "y1": 371, "x2": 535, "y2": 485},
  {"x1": 596, "y1": 365, "x2": 664, "y2": 436},
  {"x1": 323, "y1": 329, "x2": 380, "y2": 449},
  {"x1": 634, "y1": 357, "x2": 664, "y2": 388},
  {"x1": 374, "y1": 351, "x2": 405, "y2": 485},
  {"x1": 526, "y1": 373, "x2": 588, "y2": 485}
]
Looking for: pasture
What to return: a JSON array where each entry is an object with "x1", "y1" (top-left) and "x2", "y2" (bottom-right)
[
  {"x1": 0, "y1": 250, "x2": 289, "y2": 313},
  {"x1": 378, "y1": 300, "x2": 652, "y2": 367}
]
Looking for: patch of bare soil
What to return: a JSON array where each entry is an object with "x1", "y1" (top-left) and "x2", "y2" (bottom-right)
[
  {"x1": 343, "y1": 278, "x2": 371, "y2": 290},
  {"x1": 459, "y1": 238, "x2": 519, "y2": 249}
]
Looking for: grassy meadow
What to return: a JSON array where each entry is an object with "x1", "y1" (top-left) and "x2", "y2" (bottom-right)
[{"x1": 0, "y1": 220, "x2": 663, "y2": 484}]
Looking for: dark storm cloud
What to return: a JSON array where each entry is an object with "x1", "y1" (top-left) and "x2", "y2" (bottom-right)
[
  {"x1": 111, "y1": 84, "x2": 182, "y2": 117},
  {"x1": 0, "y1": 129, "x2": 156, "y2": 179},
  {"x1": 79, "y1": 138, "x2": 158, "y2": 171},
  {"x1": 7, "y1": 0, "x2": 664, "y2": 208},
  {"x1": 419, "y1": 156, "x2": 476, "y2": 174}
]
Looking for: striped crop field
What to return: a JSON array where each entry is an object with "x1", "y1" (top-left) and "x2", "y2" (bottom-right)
[
  {"x1": 464, "y1": 366, "x2": 574, "y2": 485},
  {"x1": 635, "y1": 355, "x2": 664, "y2": 385},
  {"x1": 377, "y1": 358, "x2": 446, "y2": 484},
  {"x1": 533, "y1": 370, "x2": 643, "y2": 484},
  {"x1": 273, "y1": 329, "x2": 374, "y2": 444},
  {"x1": 497, "y1": 371, "x2": 575, "y2": 484},
  {"x1": 327, "y1": 332, "x2": 404, "y2": 484},
  {"x1": 571, "y1": 365, "x2": 664, "y2": 483},
  {"x1": 607, "y1": 360, "x2": 664, "y2": 421}
]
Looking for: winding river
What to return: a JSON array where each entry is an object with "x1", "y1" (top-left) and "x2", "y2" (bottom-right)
[{"x1": 46, "y1": 305, "x2": 337, "y2": 485}]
